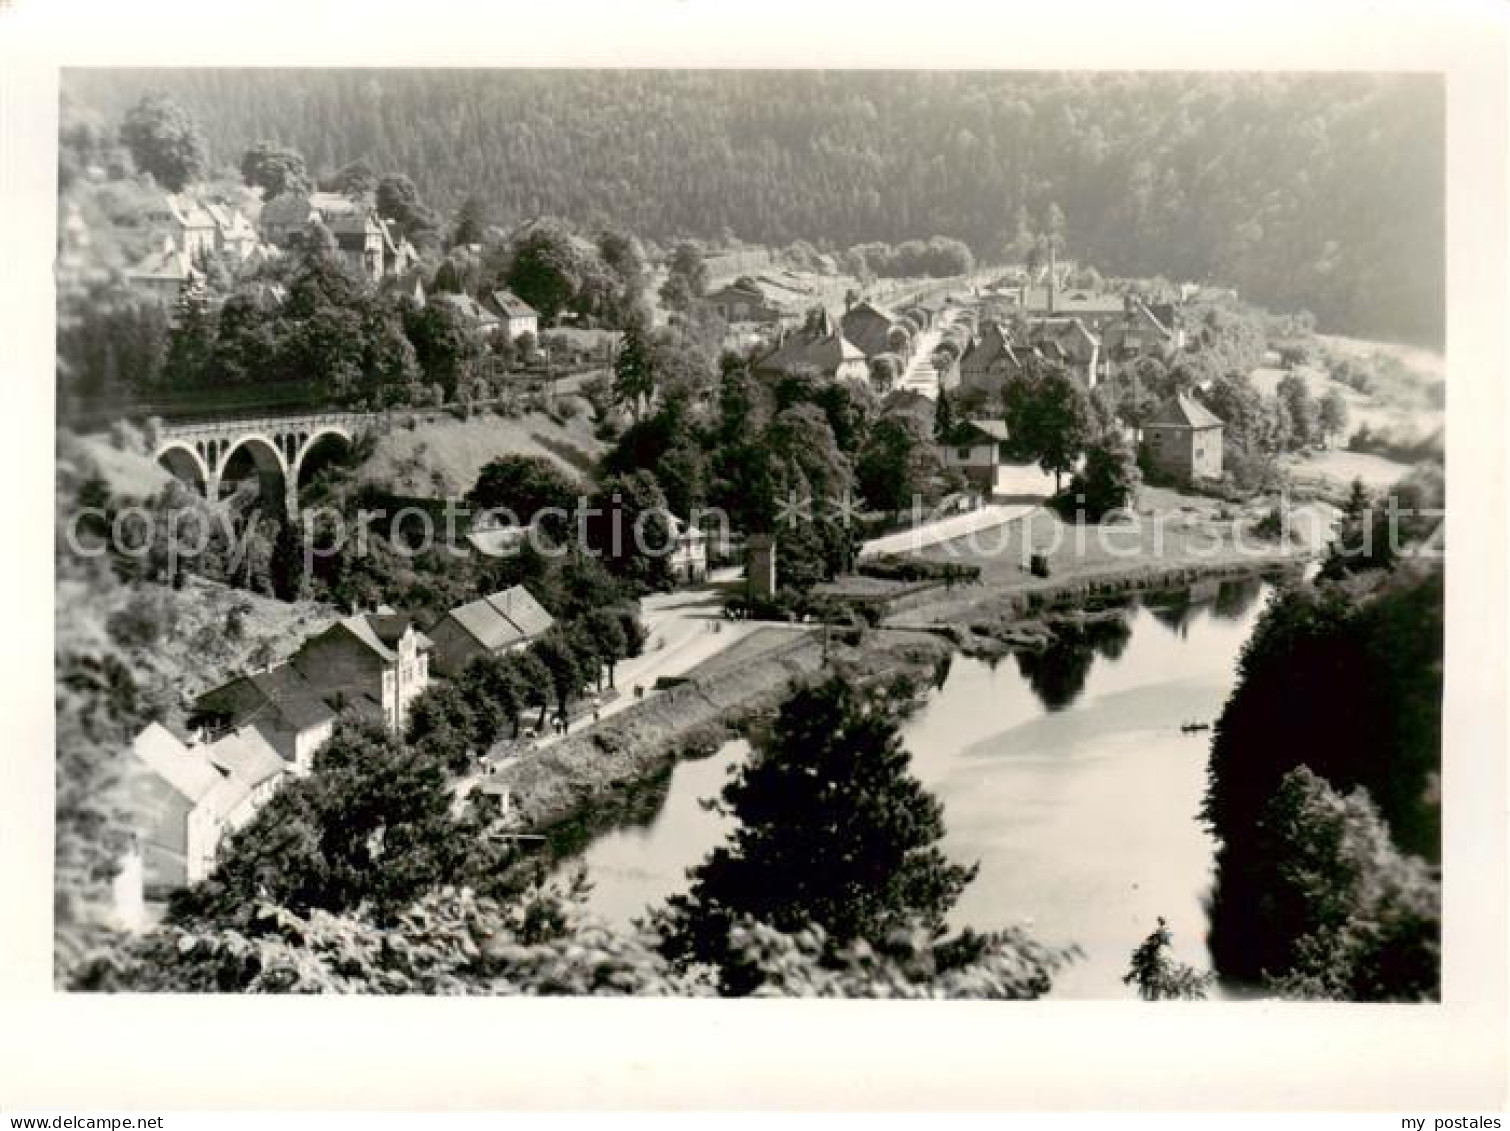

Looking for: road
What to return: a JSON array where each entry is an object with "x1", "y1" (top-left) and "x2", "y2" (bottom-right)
[
  {"x1": 859, "y1": 502, "x2": 1038, "y2": 559},
  {"x1": 534, "y1": 567, "x2": 764, "y2": 744}
]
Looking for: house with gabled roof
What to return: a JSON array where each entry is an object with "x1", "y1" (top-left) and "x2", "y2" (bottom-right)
[
  {"x1": 1099, "y1": 298, "x2": 1183, "y2": 366},
  {"x1": 695, "y1": 281, "x2": 783, "y2": 326},
  {"x1": 129, "y1": 722, "x2": 290, "y2": 895},
  {"x1": 200, "y1": 199, "x2": 260, "y2": 261},
  {"x1": 287, "y1": 613, "x2": 434, "y2": 734},
  {"x1": 428, "y1": 585, "x2": 555, "y2": 678},
  {"x1": 1142, "y1": 393, "x2": 1224, "y2": 480},
  {"x1": 1029, "y1": 317, "x2": 1102, "y2": 388},
  {"x1": 938, "y1": 419, "x2": 1012, "y2": 494},
  {"x1": 259, "y1": 191, "x2": 415, "y2": 281},
  {"x1": 482, "y1": 289, "x2": 541, "y2": 341},
  {"x1": 124, "y1": 235, "x2": 205, "y2": 304},
  {"x1": 142, "y1": 193, "x2": 218, "y2": 258},
  {"x1": 958, "y1": 321, "x2": 1027, "y2": 398},
  {"x1": 433, "y1": 291, "x2": 502, "y2": 336},
  {"x1": 840, "y1": 299, "x2": 903, "y2": 359},
  {"x1": 191, "y1": 662, "x2": 337, "y2": 774},
  {"x1": 755, "y1": 309, "x2": 868, "y2": 383}
]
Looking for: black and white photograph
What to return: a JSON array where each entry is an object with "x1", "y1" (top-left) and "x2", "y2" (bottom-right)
[{"x1": 4, "y1": 0, "x2": 1508, "y2": 1116}]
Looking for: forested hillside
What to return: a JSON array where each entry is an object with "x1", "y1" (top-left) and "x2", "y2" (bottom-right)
[{"x1": 62, "y1": 69, "x2": 1443, "y2": 344}]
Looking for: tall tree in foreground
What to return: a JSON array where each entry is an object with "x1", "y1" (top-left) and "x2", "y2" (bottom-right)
[{"x1": 657, "y1": 676, "x2": 979, "y2": 984}]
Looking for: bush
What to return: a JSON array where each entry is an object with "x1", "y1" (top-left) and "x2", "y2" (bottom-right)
[
  {"x1": 107, "y1": 589, "x2": 177, "y2": 649},
  {"x1": 856, "y1": 555, "x2": 980, "y2": 585}
]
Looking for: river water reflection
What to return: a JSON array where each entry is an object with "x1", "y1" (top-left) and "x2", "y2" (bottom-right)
[{"x1": 563, "y1": 577, "x2": 1273, "y2": 999}]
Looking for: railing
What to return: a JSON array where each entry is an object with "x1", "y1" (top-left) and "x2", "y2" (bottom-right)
[{"x1": 157, "y1": 410, "x2": 374, "y2": 439}]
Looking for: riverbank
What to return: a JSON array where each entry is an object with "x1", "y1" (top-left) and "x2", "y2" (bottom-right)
[
  {"x1": 490, "y1": 624, "x2": 951, "y2": 835},
  {"x1": 892, "y1": 558, "x2": 1304, "y2": 659}
]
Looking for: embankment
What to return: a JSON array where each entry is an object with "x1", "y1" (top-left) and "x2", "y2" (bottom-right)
[
  {"x1": 888, "y1": 556, "x2": 1303, "y2": 638},
  {"x1": 494, "y1": 624, "x2": 949, "y2": 834}
]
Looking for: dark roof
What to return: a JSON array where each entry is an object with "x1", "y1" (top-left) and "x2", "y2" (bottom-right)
[
  {"x1": 959, "y1": 322, "x2": 1022, "y2": 373},
  {"x1": 433, "y1": 292, "x2": 500, "y2": 326},
  {"x1": 1146, "y1": 393, "x2": 1224, "y2": 429},
  {"x1": 958, "y1": 419, "x2": 1009, "y2": 443},
  {"x1": 485, "y1": 289, "x2": 539, "y2": 319},
  {"x1": 367, "y1": 613, "x2": 433, "y2": 651},
  {"x1": 194, "y1": 664, "x2": 336, "y2": 735},
  {"x1": 840, "y1": 302, "x2": 900, "y2": 357},
  {"x1": 442, "y1": 586, "x2": 555, "y2": 653},
  {"x1": 757, "y1": 326, "x2": 865, "y2": 376}
]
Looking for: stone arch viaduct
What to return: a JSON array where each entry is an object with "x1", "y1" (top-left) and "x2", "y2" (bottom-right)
[{"x1": 151, "y1": 411, "x2": 372, "y2": 515}]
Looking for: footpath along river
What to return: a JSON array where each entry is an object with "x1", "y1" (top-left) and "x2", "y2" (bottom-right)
[{"x1": 554, "y1": 576, "x2": 1274, "y2": 998}]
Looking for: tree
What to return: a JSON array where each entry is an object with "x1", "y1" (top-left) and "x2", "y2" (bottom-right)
[
  {"x1": 578, "y1": 608, "x2": 630, "y2": 689},
  {"x1": 240, "y1": 141, "x2": 310, "y2": 199},
  {"x1": 1004, "y1": 362, "x2": 1095, "y2": 490},
  {"x1": 857, "y1": 414, "x2": 940, "y2": 517},
  {"x1": 160, "y1": 286, "x2": 216, "y2": 390},
  {"x1": 76, "y1": 879, "x2": 1064, "y2": 998},
  {"x1": 531, "y1": 630, "x2": 586, "y2": 722},
  {"x1": 660, "y1": 241, "x2": 709, "y2": 312},
  {"x1": 55, "y1": 651, "x2": 153, "y2": 981},
  {"x1": 375, "y1": 174, "x2": 440, "y2": 247},
  {"x1": 1249, "y1": 768, "x2": 1440, "y2": 1002},
  {"x1": 658, "y1": 677, "x2": 979, "y2": 988},
  {"x1": 1319, "y1": 388, "x2": 1350, "y2": 447},
  {"x1": 584, "y1": 470, "x2": 675, "y2": 590},
  {"x1": 119, "y1": 93, "x2": 207, "y2": 190},
  {"x1": 1063, "y1": 434, "x2": 1141, "y2": 521},
  {"x1": 452, "y1": 195, "x2": 490, "y2": 248},
  {"x1": 1123, "y1": 918, "x2": 1213, "y2": 1000},
  {"x1": 467, "y1": 454, "x2": 581, "y2": 541},
  {"x1": 933, "y1": 386, "x2": 957, "y2": 443},
  {"x1": 405, "y1": 680, "x2": 483, "y2": 771},
  {"x1": 506, "y1": 217, "x2": 589, "y2": 322},
  {"x1": 172, "y1": 720, "x2": 464, "y2": 923},
  {"x1": 1277, "y1": 372, "x2": 1319, "y2": 449},
  {"x1": 1205, "y1": 566, "x2": 1443, "y2": 988},
  {"x1": 403, "y1": 300, "x2": 484, "y2": 399},
  {"x1": 456, "y1": 652, "x2": 525, "y2": 744},
  {"x1": 328, "y1": 159, "x2": 378, "y2": 198},
  {"x1": 612, "y1": 327, "x2": 654, "y2": 419}
]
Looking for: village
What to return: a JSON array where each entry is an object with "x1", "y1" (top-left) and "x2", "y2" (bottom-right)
[{"x1": 49, "y1": 75, "x2": 1448, "y2": 1010}]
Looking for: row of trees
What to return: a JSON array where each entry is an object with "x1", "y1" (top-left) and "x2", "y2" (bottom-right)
[{"x1": 408, "y1": 609, "x2": 641, "y2": 763}]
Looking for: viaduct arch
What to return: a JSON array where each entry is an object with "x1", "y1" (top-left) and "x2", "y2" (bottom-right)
[{"x1": 151, "y1": 412, "x2": 368, "y2": 516}]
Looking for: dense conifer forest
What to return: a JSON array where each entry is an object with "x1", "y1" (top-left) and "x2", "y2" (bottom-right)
[{"x1": 63, "y1": 69, "x2": 1444, "y2": 345}]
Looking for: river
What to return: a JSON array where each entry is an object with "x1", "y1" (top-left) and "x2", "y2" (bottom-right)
[{"x1": 557, "y1": 576, "x2": 1273, "y2": 999}]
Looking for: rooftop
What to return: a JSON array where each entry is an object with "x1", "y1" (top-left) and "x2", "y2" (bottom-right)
[
  {"x1": 444, "y1": 585, "x2": 555, "y2": 653},
  {"x1": 1147, "y1": 392, "x2": 1225, "y2": 429}
]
